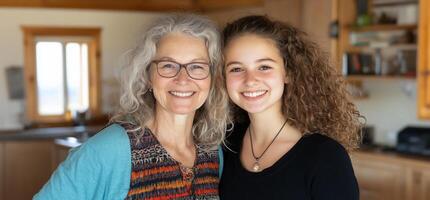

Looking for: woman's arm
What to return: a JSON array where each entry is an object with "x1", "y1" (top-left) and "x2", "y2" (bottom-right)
[{"x1": 33, "y1": 124, "x2": 131, "y2": 200}]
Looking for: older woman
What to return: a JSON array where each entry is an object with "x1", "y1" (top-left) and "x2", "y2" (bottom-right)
[{"x1": 34, "y1": 13, "x2": 229, "y2": 200}]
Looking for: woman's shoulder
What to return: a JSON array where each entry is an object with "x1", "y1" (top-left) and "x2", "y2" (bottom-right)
[
  {"x1": 302, "y1": 133, "x2": 346, "y2": 151},
  {"x1": 86, "y1": 123, "x2": 128, "y2": 143},
  {"x1": 300, "y1": 133, "x2": 351, "y2": 166},
  {"x1": 77, "y1": 123, "x2": 130, "y2": 159},
  {"x1": 302, "y1": 134, "x2": 359, "y2": 199}
]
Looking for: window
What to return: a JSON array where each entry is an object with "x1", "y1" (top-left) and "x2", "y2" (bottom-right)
[{"x1": 22, "y1": 27, "x2": 101, "y2": 124}]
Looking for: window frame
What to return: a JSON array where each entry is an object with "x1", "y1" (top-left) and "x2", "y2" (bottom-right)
[{"x1": 22, "y1": 26, "x2": 101, "y2": 124}]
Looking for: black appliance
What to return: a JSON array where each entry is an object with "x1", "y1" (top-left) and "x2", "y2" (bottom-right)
[{"x1": 396, "y1": 126, "x2": 430, "y2": 156}]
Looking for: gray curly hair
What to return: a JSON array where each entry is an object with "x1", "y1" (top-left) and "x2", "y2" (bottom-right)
[{"x1": 110, "y1": 13, "x2": 230, "y2": 148}]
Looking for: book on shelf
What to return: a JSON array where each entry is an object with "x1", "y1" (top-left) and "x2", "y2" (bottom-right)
[
  {"x1": 342, "y1": 49, "x2": 417, "y2": 78},
  {"x1": 343, "y1": 52, "x2": 375, "y2": 76}
]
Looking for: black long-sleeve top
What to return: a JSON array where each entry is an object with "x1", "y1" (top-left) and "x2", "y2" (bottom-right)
[{"x1": 219, "y1": 124, "x2": 359, "y2": 200}]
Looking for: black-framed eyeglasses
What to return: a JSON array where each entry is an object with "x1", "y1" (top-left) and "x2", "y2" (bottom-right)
[{"x1": 152, "y1": 60, "x2": 211, "y2": 80}]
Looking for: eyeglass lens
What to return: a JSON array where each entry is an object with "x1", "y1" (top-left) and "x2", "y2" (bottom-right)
[{"x1": 156, "y1": 61, "x2": 210, "y2": 80}]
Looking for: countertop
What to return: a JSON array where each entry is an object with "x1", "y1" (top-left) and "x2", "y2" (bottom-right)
[
  {"x1": 354, "y1": 145, "x2": 430, "y2": 166},
  {"x1": 0, "y1": 125, "x2": 104, "y2": 141}
]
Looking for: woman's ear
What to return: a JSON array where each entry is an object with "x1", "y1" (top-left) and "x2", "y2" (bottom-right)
[{"x1": 284, "y1": 76, "x2": 289, "y2": 84}]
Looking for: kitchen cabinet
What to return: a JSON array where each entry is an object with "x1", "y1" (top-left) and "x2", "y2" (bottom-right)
[
  {"x1": 0, "y1": 126, "x2": 102, "y2": 199},
  {"x1": 52, "y1": 139, "x2": 76, "y2": 167},
  {"x1": 405, "y1": 166, "x2": 430, "y2": 200},
  {"x1": 352, "y1": 150, "x2": 430, "y2": 200},
  {"x1": 352, "y1": 152, "x2": 405, "y2": 200},
  {"x1": 0, "y1": 140, "x2": 55, "y2": 200},
  {"x1": 418, "y1": 0, "x2": 430, "y2": 119}
]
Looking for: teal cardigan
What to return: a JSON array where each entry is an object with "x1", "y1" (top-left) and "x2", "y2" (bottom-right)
[{"x1": 33, "y1": 124, "x2": 224, "y2": 200}]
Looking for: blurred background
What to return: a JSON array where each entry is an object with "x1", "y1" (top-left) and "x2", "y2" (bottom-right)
[{"x1": 0, "y1": 0, "x2": 429, "y2": 199}]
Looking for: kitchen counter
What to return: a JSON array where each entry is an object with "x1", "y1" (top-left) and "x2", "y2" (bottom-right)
[
  {"x1": 0, "y1": 125, "x2": 104, "y2": 141},
  {"x1": 0, "y1": 125, "x2": 106, "y2": 200},
  {"x1": 54, "y1": 137, "x2": 83, "y2": 148},
  {"x1": 352, "y1": 146, "x2": 430, "y2": 200},
  {"x1": 355, "y1": 145, "x2": 430, "y2": 166}
]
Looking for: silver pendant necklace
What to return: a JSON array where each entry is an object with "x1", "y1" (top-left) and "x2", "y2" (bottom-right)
[{"x1": 249, "y1": 120, "x2": 288, "y2": 172}]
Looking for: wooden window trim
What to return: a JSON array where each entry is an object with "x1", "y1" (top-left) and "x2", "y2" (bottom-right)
[
  {"x1": 418, "y1": 0, "x2": 430, "y2": 119},
  {"x1": 22, "y1": 26, "x2": 102, "y2": 124}
]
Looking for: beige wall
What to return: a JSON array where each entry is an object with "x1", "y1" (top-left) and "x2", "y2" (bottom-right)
[
  {"x1": 204, "y1": 7, "x2": 264, "y2": 28},
  {"x1": 264, "y1": 0, "x2": 302, "y2": 28},
  {"x1": 205, "y1": 0, "x2": 332, "y2": 53},
  {"x1": 301, "y1": 0, "x2": 332, "y2": 52}
]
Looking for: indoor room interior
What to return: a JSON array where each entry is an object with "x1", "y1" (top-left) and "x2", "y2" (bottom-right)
[{"x1": 0, "y1": 0, "x2": 430, "y2": 199}]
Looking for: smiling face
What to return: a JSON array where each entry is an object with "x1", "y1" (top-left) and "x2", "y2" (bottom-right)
[
  {"x1": 151, "y1": 33, "x2": 211, "y2": 116},
  {"x1": 224, "y1": 34, "x2": 287, "y2": 115}
]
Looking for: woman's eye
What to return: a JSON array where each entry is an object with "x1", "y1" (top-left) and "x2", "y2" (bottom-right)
[
  {"x1": 161, "y1": 63, "x2": 176, "y2": 69},
  {"x1": 229, "y1": 67, "x2": 243, "y2": 73},
  {"x1": 189, "y1": 64, "x2": 204, "y2": 70},
  {"x1": 259, "y1": 65, "x2": 272, "y2": 71}
]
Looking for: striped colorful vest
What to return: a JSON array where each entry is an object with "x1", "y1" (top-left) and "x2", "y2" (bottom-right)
[{"x1": 122, "y1": 124, "x2": 220, "y2": 200}]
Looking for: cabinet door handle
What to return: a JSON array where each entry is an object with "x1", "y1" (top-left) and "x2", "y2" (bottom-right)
[
  {"x1": 421, "y1": 71, "x2": 430, "y2": 76},
  {"x1": 413, "y1": 171, "x2": 422, "y2": 185}
]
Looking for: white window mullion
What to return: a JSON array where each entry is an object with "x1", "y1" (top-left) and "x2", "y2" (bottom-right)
[
  {"x1": 81, "y1": 43, "x2": 89, "y2": 111},
  {"x1": 78, "y1": 43, "x2": 84, "y2": 108}
]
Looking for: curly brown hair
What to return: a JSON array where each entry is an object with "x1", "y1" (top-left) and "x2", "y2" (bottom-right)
[{"x1": 222, "y1": 15, "x2": 364, "y2": 151}]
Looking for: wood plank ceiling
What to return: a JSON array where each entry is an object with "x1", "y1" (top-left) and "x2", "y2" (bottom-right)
[{"x1": 0, "y1": 0, "x2": 263, "y2": 11}]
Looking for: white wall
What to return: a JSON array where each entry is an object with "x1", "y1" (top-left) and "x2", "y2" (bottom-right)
[
  {"x1": 0, "y1": 8, "x2": 162, "y2": 129},
  {"x1": 355, "y1": 80, "x2": 430, "y2": 146}
]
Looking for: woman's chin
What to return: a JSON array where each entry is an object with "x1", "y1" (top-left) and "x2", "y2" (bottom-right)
[
  {"x1": 167, "y1": 106, "x2": 200, "y2": 116},
  {"x1": 236, "y1": 104, "x2": 266, "y2": 114}
]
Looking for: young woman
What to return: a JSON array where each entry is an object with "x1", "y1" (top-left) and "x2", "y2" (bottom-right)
[
  {"x1": 34, "y1": 14, "x2": 230, "y2": 200},
  {"x1": 219, "y1": 15, "x2": 364, "y2": 200}
]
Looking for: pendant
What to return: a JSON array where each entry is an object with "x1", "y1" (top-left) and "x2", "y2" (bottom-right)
[
  {"x1": 252, "y1": 161, "x2": 261, "y2": 172},
  {"x1": 179, "y1": 164, "x2": 195, "y2": 182}
]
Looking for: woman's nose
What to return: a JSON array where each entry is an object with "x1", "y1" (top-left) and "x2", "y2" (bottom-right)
[
  {"x1": 244, "y1": 71, "x2": 258, "y2": 86},
  {"x1": 174, "y1": 67, "x2": 190, "y2": 83}
]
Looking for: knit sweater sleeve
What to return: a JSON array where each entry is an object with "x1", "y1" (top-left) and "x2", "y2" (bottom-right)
[
  {"x1": 33, "y1": 124, "x2": 131, "y2": 200},
  {"x1": 310, "y1": 139, "x2": 359, "y2": 200}
]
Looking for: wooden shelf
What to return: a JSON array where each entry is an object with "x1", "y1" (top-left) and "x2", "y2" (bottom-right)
[
  {"x1": 346, "y1": 75, "x2": 416, "y2": 81},
  {"x1": 348, "y1": 24, "x2": 417, "y2": 32},
  {"x1": 345, "y1": 46, "x2": 372, "y2": 53},
  {"x1": 346, "y1": 44, "x2": 417, "y2": 52},
  {"x1": 373, "y1": 0, "x2": 418, "y2": 7}
]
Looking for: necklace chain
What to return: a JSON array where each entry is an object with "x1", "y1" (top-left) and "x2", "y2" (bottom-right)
[{"x1": 249, "y1": 120, "x2": 288, "y2": 170}]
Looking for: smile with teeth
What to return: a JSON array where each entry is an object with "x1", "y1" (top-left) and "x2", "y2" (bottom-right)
[
  {"x1": 169, "y1": 91, "x2": 195, "y2": 97},
  {"x1": 242, "y1": 90, "x2": 267, "y2": 98}
]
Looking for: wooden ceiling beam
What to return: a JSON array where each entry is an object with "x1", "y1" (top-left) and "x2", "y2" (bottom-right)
[
  {"x1": 0, "y1": 0, "x2": 195, "y2": 11},
  {"x1": 0, "y1": 0, "x2": 263, "y2": 11},
  {"x1": 197, "y1": 0, "x2": 263, "y2": 11}
]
